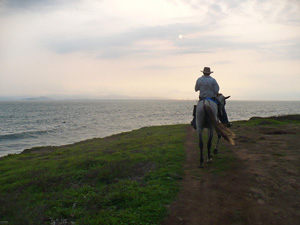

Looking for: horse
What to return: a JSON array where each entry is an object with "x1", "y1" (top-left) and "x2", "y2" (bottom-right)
[{"x1": 196, "y1": 94, "x2": 235, "y2": 168}]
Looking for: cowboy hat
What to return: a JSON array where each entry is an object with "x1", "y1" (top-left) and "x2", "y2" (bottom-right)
[{"x1": 201, "y1": 67, "x2": 213, "y2": 74}]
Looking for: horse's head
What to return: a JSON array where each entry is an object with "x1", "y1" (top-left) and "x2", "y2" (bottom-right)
[{"x1": 217, "y1": 93, "x2": 230, "y2": 107}]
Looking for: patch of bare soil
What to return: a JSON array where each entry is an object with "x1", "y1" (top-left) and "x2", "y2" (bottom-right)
[{"x1": 162, "y1": 124, "x2": 300, "y2": 225}]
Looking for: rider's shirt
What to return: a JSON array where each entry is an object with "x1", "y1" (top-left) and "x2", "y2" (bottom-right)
[{"x1": 195, "y1": 75, "x2": 219, "y2": 98}]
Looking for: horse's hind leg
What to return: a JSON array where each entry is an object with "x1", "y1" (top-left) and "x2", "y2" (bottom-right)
[
  {"x1": 214, "y1": 133, "x2": 221, "y2": 155},
  {"x1": 207, "y1": 128, "x2": 213, "y2": 162},
  {"x1": 198, "y1": 130, "x2": 204, "y2": 168}
]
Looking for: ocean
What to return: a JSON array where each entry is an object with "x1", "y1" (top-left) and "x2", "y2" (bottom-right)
[{"x1": 1, "y1": 100, "x2": 299, "y2": 157}]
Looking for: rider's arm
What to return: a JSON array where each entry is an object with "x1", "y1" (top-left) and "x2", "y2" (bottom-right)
[
  {"x1": 195, "y1": 79, "x2": 200, "y2": 92},
  {"x1": 213, "y1": 80, "x2": 220, "y2": 96}
]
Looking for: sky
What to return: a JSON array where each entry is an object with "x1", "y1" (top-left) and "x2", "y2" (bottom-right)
[{"x1": 0, "y1": 0, "x2": 299, "y2": 100}]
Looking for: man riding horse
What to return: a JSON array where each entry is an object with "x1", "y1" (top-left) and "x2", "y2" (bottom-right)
[{"x1": 191, "y1": 67, "x2": 232, "y2": 128}]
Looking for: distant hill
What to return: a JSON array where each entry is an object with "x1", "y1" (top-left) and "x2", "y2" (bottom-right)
[{"x1": 23, "y1": 96, "x2": 53, "y2": 101}]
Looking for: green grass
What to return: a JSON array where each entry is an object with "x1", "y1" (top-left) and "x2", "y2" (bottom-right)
[
  {"x1": 2, "y1": 115, "x2": 298, "y2": 224},
  {"x1": 234, "y1": 114, "x2": 300, "y2": 126},
  {"x1": 0, "y1": 125, "x2": 186, "y2": 225}
]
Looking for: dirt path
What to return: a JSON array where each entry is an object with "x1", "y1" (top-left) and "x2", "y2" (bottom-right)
[{"x1": 162, "y1": 124, "x2": 300, "y2": 225}]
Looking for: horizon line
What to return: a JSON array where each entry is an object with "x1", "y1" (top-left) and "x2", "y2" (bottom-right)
[{"x1": 0, "y1": 96, "x2": 299, "y2": 102}]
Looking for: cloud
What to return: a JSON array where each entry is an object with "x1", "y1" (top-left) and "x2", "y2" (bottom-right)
[
  {"x1": 37, "y1": 1, "x2": 299, "y2": 61},
  {"x1": 213, "y1": 60, "x2": 234, "y2": 65},
  {"x1": 1, "y1": 0, "x2": 299, "y2": 100},
  {"x1": 141, "y1": 65, "x2": 175, "y2": 70},
  {"x1": 141, "y1": 64, "x2": 196, "y2": 70},
  {"x1": 4, "y1": 0, "x2": 51, "y2": 8},
  {"x1": 1, "y1": 0, "x2": 84, "y2": 16},
  {"x1": 46, "y1": 23, "x2": 206, "y2": 57},
  {"x1": 3, "y1": 0, "x2": 299, "y2": 62},
  {"x1": 45, "y1": 18, "x2": 300, "y2": 61},
  {"x1": 174, "y1": 0, "x2": 247, "y2": 10},
  {"x1": 267, "y1": 39, "x2": 300, "y2": 60},
  {"x1": 2, "y1": 0, "x2": 80, "y2": 9}
]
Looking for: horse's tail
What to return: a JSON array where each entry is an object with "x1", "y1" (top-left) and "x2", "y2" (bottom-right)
[{"x1": 204, "y1": 104, "x2": 235, "y2": 145}]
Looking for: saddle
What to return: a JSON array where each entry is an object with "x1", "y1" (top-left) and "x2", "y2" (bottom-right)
[{"x1": 199, "y1": 97, "x2": 223, "y2": 120}]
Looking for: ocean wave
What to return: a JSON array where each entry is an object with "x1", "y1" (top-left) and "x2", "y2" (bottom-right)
[
  {"x1": 0, "y1": 129, "x2": 55, "y2": 141},
  {"x1": 0, "y1": 100, "x2": 299, "y2": 157}
]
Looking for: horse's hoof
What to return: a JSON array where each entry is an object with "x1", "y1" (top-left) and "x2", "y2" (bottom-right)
[
  {"x1": 214, "y1": 148, "x2": 218, "y2": 155},
  {"x1": 207, "y1": 158, "x2": 213, "y2": 163},
  {"x1": 199, "y1": 164, "x2": 204, "y2": 168}
]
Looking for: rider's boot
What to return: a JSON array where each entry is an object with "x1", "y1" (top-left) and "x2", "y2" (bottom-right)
[{"x1": 219, "y1": 106, "x2": 232, "y2": 128}]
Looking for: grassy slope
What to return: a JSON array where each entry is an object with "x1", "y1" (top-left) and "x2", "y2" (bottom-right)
[
  {"x1": 0, "y1": 125, "x2": 186, "y2": 225},
  {"x1": 234, "y1": 114, "x2": 300, "y2": 126},
  {"x1": 1, "y1": 115, "x2": 299, "y2": 224}
]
